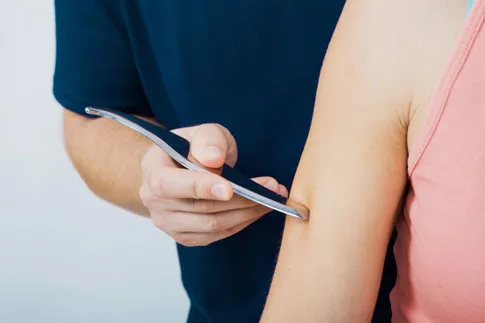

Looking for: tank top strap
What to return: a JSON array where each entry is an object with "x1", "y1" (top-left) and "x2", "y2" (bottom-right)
[{"x1": 408, "y1": 0, "x2": 485, "y2": 175}]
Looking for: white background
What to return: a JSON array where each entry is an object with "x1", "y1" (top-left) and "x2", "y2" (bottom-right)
[{"x1": 0, "y1": 1, "x2": 189, "y2": 322}]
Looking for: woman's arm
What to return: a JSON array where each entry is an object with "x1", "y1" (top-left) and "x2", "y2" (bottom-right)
[{"x1": 261, "y1": 1, "x2": 417, "y2": 322}]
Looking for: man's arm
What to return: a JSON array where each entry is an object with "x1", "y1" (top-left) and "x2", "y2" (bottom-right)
[
  {"x1": 54, "y1": 0, "x2": 287, "y2": 246},
  {"x1": 261, "y1": 0, "x2": 416, "y2": 321},
  {"x1": 63, "y1": 110, "x2": 153, "y2": 215},
  {"x1": 62, "y1": 109, "x2": 287, "y2": 246},
  {"x1": 54, "y1": 0, "x2": 156, "y2": 215}
]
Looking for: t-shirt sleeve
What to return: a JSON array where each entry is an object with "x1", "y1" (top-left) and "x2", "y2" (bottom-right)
[{"x1": 53, "y1": 0, "x2": 153, "y2": 117}]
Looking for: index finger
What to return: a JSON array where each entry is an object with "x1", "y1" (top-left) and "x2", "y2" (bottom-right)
[{"x1": 167, "y1": 176, "x2": 288, "y2": 213}]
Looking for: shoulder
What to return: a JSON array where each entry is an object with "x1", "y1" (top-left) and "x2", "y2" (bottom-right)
[
  {"x1": 323, "y1": 0, "x2": 467, "y2": 126},
  {"x1": 54, "y1": 0, "x2": 150, "y2": 117},
  {"x1": 315, "y1": 0, "x2": 418, "y2": 124}
]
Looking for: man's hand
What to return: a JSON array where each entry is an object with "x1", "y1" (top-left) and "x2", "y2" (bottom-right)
[{"x1": 139, "y1": 124, "x2": 288, "y2": 247}]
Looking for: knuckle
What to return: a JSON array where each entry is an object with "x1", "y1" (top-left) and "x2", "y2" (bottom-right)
[
  {"x1": 197, "y1": 239, "x2": 212, "y2": 247},
  {"x1": 213, "y1": 125, "x2": 229, "y2": 143},
  {"x1": 193, "y1": 179, "x2": 213, "y2": 200},
  {"x1": 212, "y1": 123, "x2": 228, "y2": 133},
  {"x1": 261, "y1": 206, "x2": 272, "y2": 215},
  {"x1": 174, "y1": 235, "x2": 188, "y2": 246},
  {"x1": 141, "y1": 145, "x2": 160, "y2": 172},
  {"x1": 191, "y1": 199, "x2": 211, "y2": 213},
  {"x1": 205, "y1": 122, "x2": 222, "y2": 131},
  {"x1": 203, "y1": 216, "x2": 221, "y2": 232},
  {"x1": 147, "y1": 172, "x2": 160, "y2": 194},
  {"x1": 254, "y1": 205, "x2": 270, "y2": 216},
  {"x1": 199, "y1": 123, "x2": 226, "y2": 142},
  {"x1": 140, "y1": 150, "x2": 151, "y2": 173},
  {"x1": 212, "y1": 124, "x2": 237, "y2": 165},
  {"x1": 139, "y1": 184, "x2": 153, "y2": 205},
  {"x1": 147, "y1": 171, "x2": 166, "y2": 198},
  {"x1": 190, "y1": 181, "x2": 201, "y2": 199},
  {"x1": 177, "y1": 236, "x2": 198, "y2": 247},
  {"x1": 151, "y1": 214, "x2": 167, "y2": 231},
  {"x1": 221, "y1": 227, "x2": 235, "y2": 237}
]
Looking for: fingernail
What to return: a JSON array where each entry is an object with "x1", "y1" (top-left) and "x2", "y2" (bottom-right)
[
  {"x1": 279, "y1": 185, "x2": 288, "y2": 197},
  {"x1": 211, "y1": 184, "x2": 228, "y2": 199},
  {"x1": 203, "y1": 146, "x2": 222, "y2": 161},
  {"x1": 263, "y1": 178, "x2": 278, "y2": 192}
]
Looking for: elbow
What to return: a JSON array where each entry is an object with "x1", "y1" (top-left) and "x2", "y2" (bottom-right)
[
  {"x1": 61, "y1": 110, "x2": 104, "y2": 198},
  {"x1": 65, "y1": 149, "x2": 103, "y2": 199},
  {"x1": 64, "y1": 143, "x2": 109, "y2": 202}
]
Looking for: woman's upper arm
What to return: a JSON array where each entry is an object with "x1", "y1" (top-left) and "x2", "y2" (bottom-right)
[{"x1": 261, "y1": 1, "x2": 415, "y2": 322}]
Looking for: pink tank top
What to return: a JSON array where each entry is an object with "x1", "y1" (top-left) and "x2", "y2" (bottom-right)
[{"x1": 391, "y1": 1, "x2": 485, "y2": 322}]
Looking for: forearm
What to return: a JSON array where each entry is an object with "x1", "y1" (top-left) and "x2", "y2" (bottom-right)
[
  {"x1": 62, "y1": 110, "x2": 157, "y2": 216},
  {"x1": 261, "y1": 203, "x2": 395, "y2": 323}
]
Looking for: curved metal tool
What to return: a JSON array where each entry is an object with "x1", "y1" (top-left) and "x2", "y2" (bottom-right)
[{"x1": 85, "y1": 106, "x2": 309, "y2": 220}]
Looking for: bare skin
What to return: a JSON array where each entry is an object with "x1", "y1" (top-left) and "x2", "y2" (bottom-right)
[
  {"x1": 261, "y1": 0, "x2": 466, "y2": 322},
  {"x1": 63, "y1": 109, "x2": 287, "y2": 247}
]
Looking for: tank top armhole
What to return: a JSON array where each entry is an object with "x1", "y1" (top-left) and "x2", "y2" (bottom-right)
[
  {"x1": 468, "y1": 0, "x2": 475, "y2": 16},
  {"x1": 407, "y1": 0, "x2": 485, "y2": 176}
]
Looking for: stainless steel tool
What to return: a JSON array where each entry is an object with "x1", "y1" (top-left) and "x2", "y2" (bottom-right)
[{"x1": 85, "y1": 107, "x2": 309, "y2": 220}]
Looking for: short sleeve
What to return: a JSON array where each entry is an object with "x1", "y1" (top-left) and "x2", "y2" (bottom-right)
[{"x1": 53, "y1": 0, "x2": 153, "y2": 117}]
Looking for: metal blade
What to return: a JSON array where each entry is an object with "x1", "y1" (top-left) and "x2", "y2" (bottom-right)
[{"x1": 85, "y1": 107, "x2": 309, "y2": 220}]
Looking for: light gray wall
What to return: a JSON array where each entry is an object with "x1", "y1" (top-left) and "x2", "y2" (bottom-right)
[{"x1": 0, "y1": 1, "x2": 189, "y2": 322}]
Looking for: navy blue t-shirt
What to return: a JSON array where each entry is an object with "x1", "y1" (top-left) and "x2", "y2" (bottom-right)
[{"x1": 53, "y1": 1, "x2": 395, "y2": 322}]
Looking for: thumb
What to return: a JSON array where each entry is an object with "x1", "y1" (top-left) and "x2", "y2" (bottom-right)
[{"x1": 184, "y1": 124, "x2": 238, "y2": 168}]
